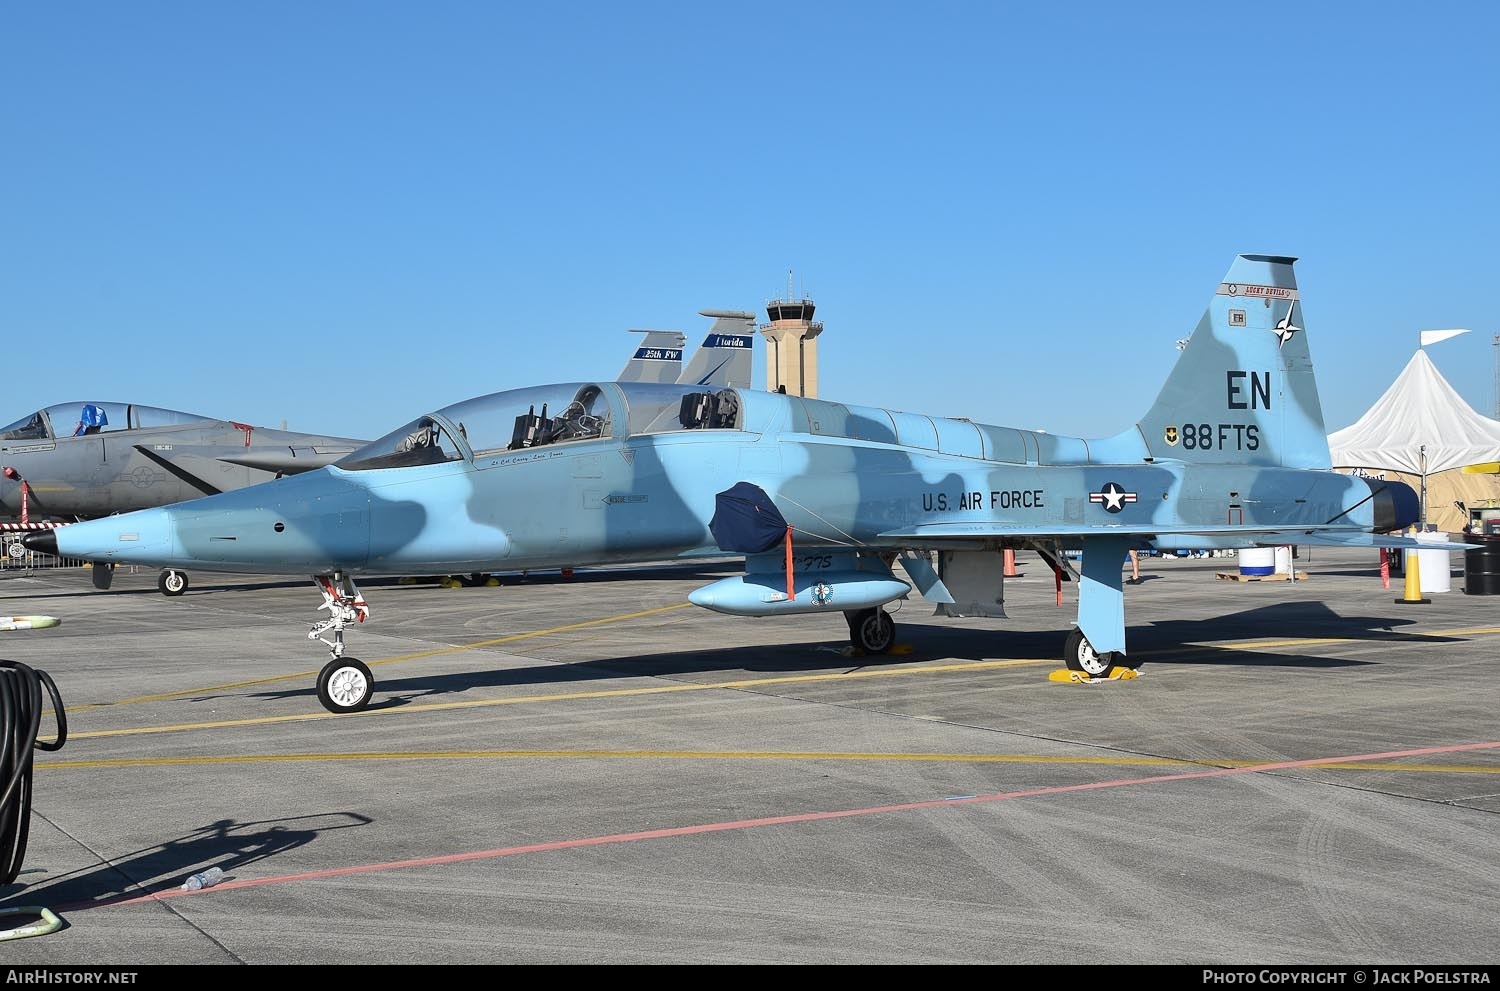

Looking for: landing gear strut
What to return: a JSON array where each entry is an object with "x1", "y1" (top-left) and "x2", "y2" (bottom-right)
[{"x1": 308, "y1": 573, "x2": 374, "y2": 714}]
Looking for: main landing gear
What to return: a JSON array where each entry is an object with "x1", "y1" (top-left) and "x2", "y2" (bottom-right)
[
  {"x1": 309, "y1": 573, "x2": 374, "y2": 714},
  {"x1": 1062, "y1": 628, "x2": 1138, "y2": 679},
  {"x1": 1063, "y1": 628, "x2": 1115, "y2": 678},
  {"x1": 845, "y1": 607, "x2": 896, "y2": 654}
]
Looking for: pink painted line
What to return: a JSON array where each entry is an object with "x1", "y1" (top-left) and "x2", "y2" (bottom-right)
[{"x1": 63, "y1": 739, "x2": 1500, "y2": 913}]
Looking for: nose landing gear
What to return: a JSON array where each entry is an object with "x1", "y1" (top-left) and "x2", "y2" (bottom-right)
[{"x1": 308, "y1": 573, "x2": 374, "y2": 713}]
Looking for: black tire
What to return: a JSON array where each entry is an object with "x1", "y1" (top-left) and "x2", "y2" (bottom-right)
[
  {"x1": 91, "y1": 562, "x2": 115, "y2": 590},
  {"x1": 158, "y1": 570, "x2": 189, "y2": 596},
  {"x1": 847, "y1": 608, "x2": 896, "y2": 654},
  {"x1": 1063, "y1": 628, "x2": 1116, "y2": 678},
  {"x1": 317, "y1": 657, "x2": 374, "y2": 714}
]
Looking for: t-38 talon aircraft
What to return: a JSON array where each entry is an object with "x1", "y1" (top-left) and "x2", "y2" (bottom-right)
[
  {"x1": 26, "y1": 254, "x2": 1427, "y2": 714},
  {"x1": 5, "y1": 319, "x2": 753, "y2": 595}
]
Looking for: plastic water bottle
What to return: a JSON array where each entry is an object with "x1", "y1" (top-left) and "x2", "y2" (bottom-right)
[{"x1": 180, "y1": 866, "x2": 225, "y2": 891}]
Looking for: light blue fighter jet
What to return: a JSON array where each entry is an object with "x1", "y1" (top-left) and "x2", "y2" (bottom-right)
[{"x1": 26, "y1": 254, "x2": 1425, "y2": 714}]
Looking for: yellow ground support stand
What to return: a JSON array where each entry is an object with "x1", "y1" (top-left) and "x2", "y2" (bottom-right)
[{"x1": 1049, "y1": 667, "x2": 1141, "y2": 684}]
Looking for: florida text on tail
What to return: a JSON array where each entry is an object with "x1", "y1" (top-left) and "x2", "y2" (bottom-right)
[
  {"x1": 615, "y1": 310, "x2": 755, "y2": 389},
  {"x1": 29, "y1": 254, "x2": 1421, "y2": 712}
]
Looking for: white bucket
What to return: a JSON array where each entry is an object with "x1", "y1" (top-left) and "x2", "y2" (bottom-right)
[
  {"x1": 1274, "y1": 545, "x2": 1292, "y2": 574},
  {"x1": 1239, "y1": 547, "x2": 1276, "y2": 576},
  {"x1": 1414, "y1": 535, "x2": 1454, "y2": 594}
]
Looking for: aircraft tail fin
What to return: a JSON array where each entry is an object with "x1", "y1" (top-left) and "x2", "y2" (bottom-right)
[
  {"x1": 677, "y1": 311, "x2": 756, "y2": 389},
  {"x1": 617, "y1": 330, "x2": 687, "y2": 385},
  {"x1": 1128, "y1": 254, "x2": 1331, "y2": 469}
]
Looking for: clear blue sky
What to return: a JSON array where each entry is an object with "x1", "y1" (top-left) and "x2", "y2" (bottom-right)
[{"x1": 3, "y1": 2, "x2": 1495, "y2": 442}]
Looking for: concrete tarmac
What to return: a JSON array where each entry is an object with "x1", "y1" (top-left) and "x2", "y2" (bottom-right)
[{"x1": 0, "y1": 546, "x2": 1497, "y2": 966}]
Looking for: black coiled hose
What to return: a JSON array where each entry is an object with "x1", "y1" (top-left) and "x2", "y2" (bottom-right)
[{"x1": 0, "y1": 660, "x2": 66, "y2": 885}]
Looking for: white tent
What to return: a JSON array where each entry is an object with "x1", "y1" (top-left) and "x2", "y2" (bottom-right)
[{"x1": 1328, "y1": 349, "x2": 1500, "y2": 532}]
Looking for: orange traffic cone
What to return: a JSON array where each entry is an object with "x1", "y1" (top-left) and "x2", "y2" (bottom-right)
[
  {"x1": 1395, "y1": 547, "x2": 1430, "y2": 605},
  {"x1": 1003, "y1": 548, "x2": 1017, "y2": 577}
]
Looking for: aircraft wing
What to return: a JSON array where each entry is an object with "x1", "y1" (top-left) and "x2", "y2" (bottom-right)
[
  {"x1": 131, "y1": 446, "x2": 225, "y2": 496},
  {"x1": 874, "y1": 522, "x2": 1443, "y2": 549},
  {"x1": 214, "y1": 448, "x2": 356, "y2": 474}
]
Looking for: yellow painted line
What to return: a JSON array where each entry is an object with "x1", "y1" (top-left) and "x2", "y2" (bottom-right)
[
  {"x1": 48, "y1": 599, "x2": 1500, "y2": 739},
  {"x1": 57, "y1": 658, "x2": 1054, "y2": 741},
  {"x1": 35, "y1": 751, "x2": 1500, "y2": 775},
  {"x1": 75, "y1": 617, "x2": 1500, "y2": 716},
  {"x1": 1130, "y1": 626, "x2": 1500, "y2": 658}
]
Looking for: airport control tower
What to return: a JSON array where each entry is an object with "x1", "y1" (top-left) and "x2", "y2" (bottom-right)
[{"x1": 760, "y1": 272, "x2": 823, "y2": 397}]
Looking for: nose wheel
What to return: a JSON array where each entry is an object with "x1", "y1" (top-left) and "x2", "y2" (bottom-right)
[
  {"x1": 158, "y1": 570, "x2": 189, "y2": 596},
  {"x1": 317, "y1": 657, "x2": 374, "y2": 714}
]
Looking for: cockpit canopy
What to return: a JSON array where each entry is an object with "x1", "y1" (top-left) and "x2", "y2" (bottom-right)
[
  {"x1": 335, "y1": 381, "x2": 743, "y2": 471},
  {"x1": 0, "y1": 402, "x2": 216, "y2": 442}
]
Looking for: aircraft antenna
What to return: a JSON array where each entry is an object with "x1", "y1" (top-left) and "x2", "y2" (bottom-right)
[{"x1": 1493, "y1": 334, "x2": 1499, "y2": 419}]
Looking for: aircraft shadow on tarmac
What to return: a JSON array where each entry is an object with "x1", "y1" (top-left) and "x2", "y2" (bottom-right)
[
  {"x1": 0, "y1": 812, "x2": 373, "y2": 913},
  {"x1": 0, "y1": 562, "x2": 740, "y2": 601},
  {"x1": 231, "y1": 599, "x2": 1470, "y2": 711}
]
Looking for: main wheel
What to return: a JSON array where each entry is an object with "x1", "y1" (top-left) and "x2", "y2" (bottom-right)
[
  {"x1": 91, "y1": 562, "x2": 116, "y2": 590},
  {"x1": 1064, "y1": 628, "x2": 1116, "y2": 678},
  {"x1": 847, "y1": 608, "x2": 896, "y2": 654},
  {"x1": 158, "y1": 570, "x2": 189, "y2": 596},
  {"x1": 317, "y1": 657, "x2": 374, "y2": 714}
]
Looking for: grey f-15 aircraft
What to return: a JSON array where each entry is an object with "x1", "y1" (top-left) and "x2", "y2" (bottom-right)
[
  {"x1": 1, "y1": 402, "x2": 365, "y2": 594},
  {"x1": 27, "y1": 254, "x2": 1426, "y2": 714}
]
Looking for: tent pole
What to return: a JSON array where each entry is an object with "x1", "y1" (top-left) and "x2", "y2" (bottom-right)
[{"x1": 1420, "y1": 444, "x2": 1427, "y2": 529}]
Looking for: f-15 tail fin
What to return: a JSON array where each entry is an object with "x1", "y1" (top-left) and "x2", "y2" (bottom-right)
[
  {"x1": 1130, "y1": 254, "x2": 1331, "y2": 469},
  {"x1": 617, "y1": 330, "x2": 687, "y2": 385},
  {"x1": 677, "y1": 310, "x2": 755, "y2": 389}
]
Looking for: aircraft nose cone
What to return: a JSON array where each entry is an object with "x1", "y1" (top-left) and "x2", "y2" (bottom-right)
[{"x1": 20, "y1": 530, "x2": 58, "y2": 556}]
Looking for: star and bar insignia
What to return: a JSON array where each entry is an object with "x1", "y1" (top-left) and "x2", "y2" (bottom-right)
[{"x1": 1090, "y1": 482, "x2": 1137, "y2": 514}]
